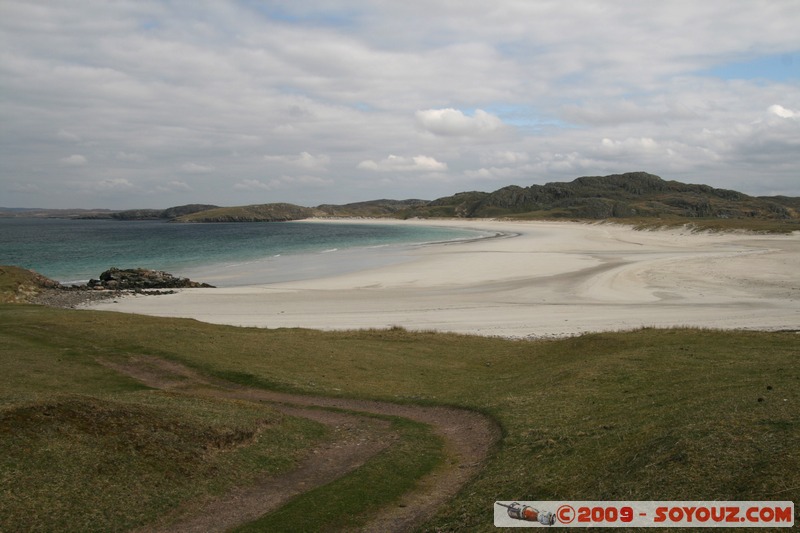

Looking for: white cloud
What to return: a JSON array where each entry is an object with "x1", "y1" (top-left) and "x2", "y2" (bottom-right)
[
  {"x1": 59, "y1": 154, "x2": 87, "y2": 166},
  {"x1": 481, "y1": 151, "x2": 530, "y2": 165},
  {"x1": 96, "y1": 178, "x2": 134, "y2": 191},
  {"x1": 599, "y1": 137, "x2": 660, "y2": 153},
  {"x1": 57, "y1": 129, "x2": 81, "y2": 142},
  {"x1": 180, "y1": 162, "x2": 214, "y2": 173},
  {"x1": 416, "y1": 108, "x2": 505, "y2": 137},
  {"x1": 561, "y1": 100, "x2": 699, "y2": 126},
  {"x1": 358, "y1": 154, "x2": 447, "y2": 172},
  {"x1": 464, "y1": 165, "x2": 533, "y2": 181},
  {"x1": 234, "y1": 175, "x2": 333, "y2": 192},
  {"x1": 9, "y1": 182, "x2": 43, "y2": 194},
  {"x1": 283, "y1": 175, "x2": 334, "y2": 187},
  {"x1": 234, "y1": 179, "x2": 274, "y2": 191},
  {"x1": 117, "y1": 151, "x2": 146, "y2": 162},
  {"x1": 768, "y1": 104, "x2": 797, "y2": 119},
  {"x1": 264, "y1": 151, "x2": 331, "y2": 169},
  {"x1": 295, "y1": 151, "x2": 331, "y2": 169},
  {"x1": 2, "y1": 1, "x2": 800, "y2": 208},
  {"x1": 156, "y1": 180, "x2": 192, "y2": 193}
]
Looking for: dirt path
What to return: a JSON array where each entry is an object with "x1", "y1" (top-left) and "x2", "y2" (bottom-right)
[{"x1": 101, "y1": 355, "x2": 500, "y2": 532}]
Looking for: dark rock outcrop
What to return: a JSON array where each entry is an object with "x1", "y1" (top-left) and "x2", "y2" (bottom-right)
[
  {"x1": 0, "y1": 265, "x2": 214, "y2": 308},
  {"x1": 87, "y1": 268, "x2": 214, "y2": 290}
]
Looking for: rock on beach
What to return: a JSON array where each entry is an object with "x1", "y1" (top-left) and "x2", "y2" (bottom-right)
[{"x1": 88, "y1": 267, "x2": 214, "y2": 290}]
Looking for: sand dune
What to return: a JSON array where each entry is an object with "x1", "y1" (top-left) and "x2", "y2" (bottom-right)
[{"x1": 85, "y1": 219, "x2": 799, "y2": 338}]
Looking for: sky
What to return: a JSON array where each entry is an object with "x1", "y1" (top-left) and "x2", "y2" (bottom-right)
[{"x1": 1, "y1": 1, "x2": 799, "y2": 210}]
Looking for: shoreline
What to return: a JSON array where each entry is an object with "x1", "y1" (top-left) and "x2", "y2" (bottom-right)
[
  {"x1": 176, "y1": 218, "x2": 503, "y2": 288},
  {"x1": 84, "y1": 219, "x2": 800, "y2": 339}
]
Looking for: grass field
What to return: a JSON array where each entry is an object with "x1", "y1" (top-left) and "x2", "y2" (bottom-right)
[
  {"x1": 2, "y1": 303, "x2": 799, "y2": 531},
  {"x1": 505, "y1": 214, "x2": 800, "y2": 234},
  {"x1": 0, "y1": 304, "x2": 333, "y2": 532}
]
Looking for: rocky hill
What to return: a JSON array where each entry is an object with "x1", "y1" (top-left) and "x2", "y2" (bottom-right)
[
  {"x1": 4, "y1": 173, "x2": 798, "y2": 224},
  {"x1": 401, "y1": 172, "x2": 798, "y2": 220},
  {"x1": 111, "y1": 204, "x2": 219, "y2": 220},
  {"x1": 174, "y1": 203, "x2": 317, "y2": 222},
  {"x1": 316, "y1": 199, "x2": 428, "y2": 217}
]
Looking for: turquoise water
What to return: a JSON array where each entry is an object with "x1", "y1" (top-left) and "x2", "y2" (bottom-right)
[{"x1": 0, "y1": 218, "x2": 489, "y2": 286}]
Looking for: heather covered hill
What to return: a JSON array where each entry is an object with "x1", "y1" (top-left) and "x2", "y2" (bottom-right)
[
  {"x1": 316, "y1": 199, "x2": 428, "y2": 217},
  {"x1": 174, "y1": 203, "x2": 316, "y2": 222},
  {"x1": 402, "y1": 172, "x2": 798, "y2": 220},
  {"x1": 3, "y1": 173, "x2": 798, "y2": 225},
  {"x1": 111, "y1": 204, "x2": 219, "y2": 220}
]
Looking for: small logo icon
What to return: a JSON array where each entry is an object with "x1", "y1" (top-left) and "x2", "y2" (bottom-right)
[
  {"x1": 496, "y1": 501, "x2": 556, "y2": 525},
  {"x1": 556, "y1": 504, "x2": 575, "y2": 524}
]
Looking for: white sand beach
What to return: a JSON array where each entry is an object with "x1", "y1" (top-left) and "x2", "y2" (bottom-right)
[{"x1": 85, "y1": 219, "x2": 800, "y2": 338}]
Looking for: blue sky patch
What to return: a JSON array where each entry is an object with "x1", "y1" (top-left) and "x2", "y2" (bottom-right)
[{"x1": 700, "y1": 52, "x2": 799, "y2": 82}]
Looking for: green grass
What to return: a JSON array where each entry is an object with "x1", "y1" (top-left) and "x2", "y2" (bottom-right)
[
  {"x1": 236, "y1": 416, "x2": 443, "y2": 533},
  {"x1": 0, "y1": 306, "x2": 330, "y2": 532},
  {"x1": 503, "y1": 213, "x2": 800, "y2": 233},
  {"x1": 0, "y1": 393, "x2": 328, "y2": 533},
  {"x1": 621, "y1": 216, "x2": 800, "y2": 234},
  {"x1": 0, "y1": 265, "x2": 57, "y2": 303},
  {"x1": 2, "y1": 304, "x2": 799, "y2": 531}
]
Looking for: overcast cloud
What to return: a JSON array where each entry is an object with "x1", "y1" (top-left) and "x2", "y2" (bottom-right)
[{"x1": 1, "y1": 1, "x2": 799, "y2": 209}]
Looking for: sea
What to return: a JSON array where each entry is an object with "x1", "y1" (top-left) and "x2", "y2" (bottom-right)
[{"x1": 0, "y1": 218, "x2": 491, "y2": 287}]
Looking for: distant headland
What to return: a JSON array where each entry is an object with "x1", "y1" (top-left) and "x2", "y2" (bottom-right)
[{"x1": 2, "y1": 172, "x2": 798, "y2": 230}]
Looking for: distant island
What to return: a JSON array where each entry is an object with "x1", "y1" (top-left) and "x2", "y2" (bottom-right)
[{"x1": 3, "y1": 172, "x2": 799, "y2": 228}]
